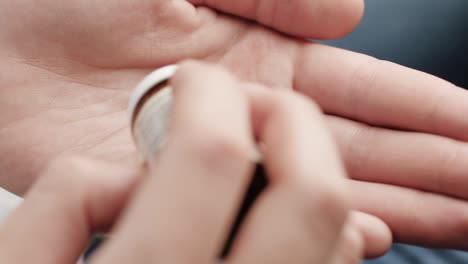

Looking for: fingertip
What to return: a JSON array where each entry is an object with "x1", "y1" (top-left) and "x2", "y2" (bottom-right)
[
  {"x1": 167, "y1": 60, "x2": 258, "y2": 164},
  {"x1": 339, "y1": 0, "x2": 364, "y2": 38},
  {"x1": 351, "y1": 211, "x2": 393, "y2": 258},
  {"x1": 314, "y1": 0, "x2": 365, "y2": 39},
  {"x1": 345, "y1": 223, "x2": 366, "y2": 263},
  {"x1": 328, "y1": 220, "x2": 365, "y2": 264}
]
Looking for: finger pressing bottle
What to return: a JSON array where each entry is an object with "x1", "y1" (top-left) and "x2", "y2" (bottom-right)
[{"x1": 128, "y1": 65, "x2": 268, "y2": 258}]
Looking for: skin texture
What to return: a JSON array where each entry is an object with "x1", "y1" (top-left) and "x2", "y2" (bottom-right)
[
  {"x1": 0, "y1": 0, "x2": 467, "y2": 252},
  {"x1": 0, "y1": 63, "x2": 366, "y2": 263}
]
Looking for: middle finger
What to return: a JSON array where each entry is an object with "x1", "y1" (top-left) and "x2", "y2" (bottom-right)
[
  {"x1": 328, "y1": 115, "x2": 468, "y2": 200},
  {"x1": 294, "y1": 43, "x2": 468, "y2": 141}
]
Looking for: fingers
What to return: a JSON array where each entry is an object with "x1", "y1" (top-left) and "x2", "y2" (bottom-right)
[
  {"x1": 327, "y1": 115, "x2": 468, "y2": 200},
  {"x1": 0, "y1": 157, "x2": 140, "y2": 264},
  {"x1": 328, "y1": 220, "x2": 364, "y2": 264},
  {"x1": 328, "y1": 212, "x2": 392, "y2": 263},
  {"x1": 350, "y1": 180, "x2": 468, "y2": 250},
  {"x1": 188, "y1": 0, "x2": 364, "y2": 38},
  {"x1": 350, "y1": 211, "x2": 392, "y2": 258},
  {"x1": 91, "y1": 62, "x2": 256, "y2": 264},
  {"x1": 227, "y1": 88, "x2": 351, "y2": 264},
  {"x1": 294, "y1": 44, "x2": 468, "y2": 141}
]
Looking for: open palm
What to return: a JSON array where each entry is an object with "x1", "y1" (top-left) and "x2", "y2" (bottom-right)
[{"x1": 2, "y1": 0, "x2": 468, "y2": 252}]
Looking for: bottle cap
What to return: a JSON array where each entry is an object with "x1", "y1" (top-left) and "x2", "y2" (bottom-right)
[
  {"x1": 128, "y1": 65, "x2": 178, "y2": 160},
  {"x1": 128, "y1": 65, "x2": 178, "y2": 124}
]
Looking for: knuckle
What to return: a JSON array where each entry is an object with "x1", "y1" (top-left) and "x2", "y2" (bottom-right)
[
  {"x1": 271, "y1": 90, "x2": 323, "y2": 119},
  {"x1": 432, "y1": 141, "x2": 465, "y2": 195},
  {"x1": 206, "y1": 132, "x2": 244, "y2": 158},
  {"x1": 42, "y1": 156, "x2": 89, "y2": 181},
  {"x1": 37, "y1": 156, "x2": 99, "y2": 195},
  {"x1": 318, "y1": 182, "x2": 349, "y2": 212},
  {"x1": 345, "y1": 123, "x2": 378, "y2": 177},
  {"x1": 301, "y1": 180, "x2": 350, "y2": 225},
  {"x1": 186, "y1": 127, "x2": 250, "y2": 165},
  {"x1": 348, "y1": 57, "x2": 382, "y2": 118},
  {"x1": 285, "y1": 177, "x2": 350, "y2": 245},
  {"x1": 426, "y1": 82, "x2": 459, "y2": 134}
]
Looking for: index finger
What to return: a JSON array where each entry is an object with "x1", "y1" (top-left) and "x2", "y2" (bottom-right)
[
  {"x1": 294, "y1": 44, "x2": 468, "y2": 141},
  {"x1": 188, "y1": 0, "x2": 364, "y2": 39}
]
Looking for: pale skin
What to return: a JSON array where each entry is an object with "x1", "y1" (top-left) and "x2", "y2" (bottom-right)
[
  {"x1": 1, "y1": 0, "x2": 468, "y2": 253},
  {"x1": 1, "y1": 62, "x2": 366, "y2": 263}
]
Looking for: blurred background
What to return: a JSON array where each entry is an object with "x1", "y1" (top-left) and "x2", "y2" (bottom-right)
[
  {"x1": 326, "y1": 0, "x2": 468, "y2": 263},
  {"x1": 328, "y1": 0, "x2": 468, "y2": 88}
]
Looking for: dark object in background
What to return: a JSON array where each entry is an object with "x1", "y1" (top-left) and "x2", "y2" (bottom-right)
[{"x1": 328, "y1": 0, "x2": 468, "y2": 88}]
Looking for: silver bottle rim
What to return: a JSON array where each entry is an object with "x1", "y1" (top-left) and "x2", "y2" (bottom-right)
[{"x1": 128, "y1": 65, "x2": 178, "y2": 123}]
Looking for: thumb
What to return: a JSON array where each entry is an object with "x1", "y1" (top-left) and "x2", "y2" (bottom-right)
[
  {"x1": 187, "y1": 0, "x2": 364, "y2": 38},
  {"x1": 0, "y1": 156, "x2": 142, "y2": 264}
]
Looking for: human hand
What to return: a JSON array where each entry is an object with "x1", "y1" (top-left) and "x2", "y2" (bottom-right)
[
  {"x1": 1, "y1": 0, "x2": 468, "y2": 252},
  {"x1": 0, "y1": 62, "x2": 377, "y2": 264},
  {"x1": 0, "y1": 0, "x2": 363, "y2": 192}
]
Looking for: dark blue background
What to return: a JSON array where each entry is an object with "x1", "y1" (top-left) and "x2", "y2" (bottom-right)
[{"x1": 329, "y1": 0, "x2": 468, "y2": 87}]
